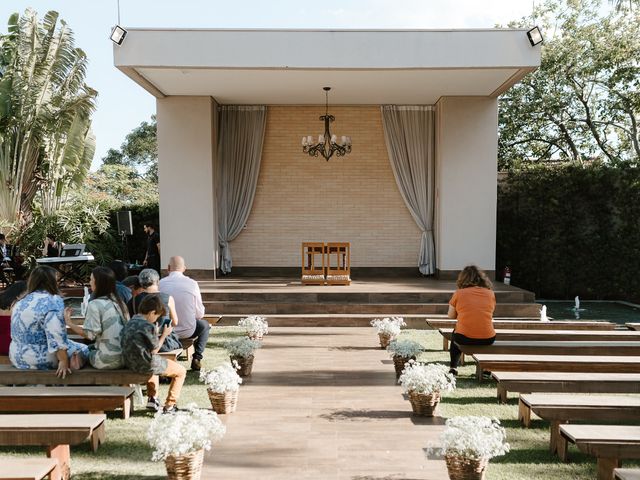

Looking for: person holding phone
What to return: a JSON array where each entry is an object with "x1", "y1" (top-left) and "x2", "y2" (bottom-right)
[
  {"x1": 121, "y1": 294, "x2": 186, "y2": 413},
  {"x1": 65, "y1": 267, "x2": 129, "y2": 369},
  {"x1": 126, "y1": 269, "x2": 181, "y2": 352}
]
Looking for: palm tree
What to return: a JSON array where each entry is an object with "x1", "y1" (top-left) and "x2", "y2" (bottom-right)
[{"x1": 0, "y1": 9, "x2": 96, "y2": 224}]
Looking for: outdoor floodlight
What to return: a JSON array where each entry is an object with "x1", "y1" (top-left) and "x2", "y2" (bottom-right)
[
  {"x1": 110, "y1": 25, "x2": 127, "y2": 45},
  {"x1": 527, "y1": 26, "x2": 543, "y2": 46}
]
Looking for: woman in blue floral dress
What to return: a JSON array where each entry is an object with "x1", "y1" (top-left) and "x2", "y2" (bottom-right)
[{"x1": 9, "y1": 266, "x2": 88, "y2": 378}]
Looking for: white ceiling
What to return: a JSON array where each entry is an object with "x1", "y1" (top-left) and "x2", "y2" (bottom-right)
[{"x1": 135, "y1": 67, "x2": 520, "y2": 104}]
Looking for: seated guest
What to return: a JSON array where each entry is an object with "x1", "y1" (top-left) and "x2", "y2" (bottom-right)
[
  {"x1": 109, "y1": 260, "x2": 132, "y2": 304},
  {"x1": 0, "y1": 281, "x2": 27, "y2": 355},
  {"x1": 123, "y1": 275, "x2": 143, "y2": 298},
  {"x1": 121, "y1": 294, "x2": 186, "y2": 413},
  {"x1": 66, "y1": 267, "x2": 129, "y2": 369},
  {"x1": 447, "y1": 265, "x2": 496, "y2": 376},
  {"x1": 0, "y1": 233, "x2": 25, "y2": 282},
  {"x1": 127, "y1": 269, "x2": 181, "y2": 352},
  {"x1": 9, "y1": 266, "x2": 88, "y2": 377},
  {"x1": 42, "y1": 234, "x2": 64, "y2": 257},
  {"x1": 159, "y1": 256, "x2": 210, "y2": 371}
]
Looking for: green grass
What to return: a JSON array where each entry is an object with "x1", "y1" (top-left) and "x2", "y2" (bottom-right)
[
  {"x1": 402, "y1": 329, "x2": 640, "y2": 480},
  {"x1": 2, "y1": 327, "x2": 638, "y2": 479},
  {"x1": 0, "y1": 326, "x2": 245, "y2": 478}
]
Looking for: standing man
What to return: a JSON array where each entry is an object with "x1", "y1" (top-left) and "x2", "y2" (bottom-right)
[
  {"x1": 159, "y1": 256, "x2": 210, "y2": 371},
  {"x1": 143, "y1": 222, "x2": 161, "y2": 275}
]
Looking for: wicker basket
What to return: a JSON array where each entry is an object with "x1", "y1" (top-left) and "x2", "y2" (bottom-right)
[
  {"x1": 230, "y1": 354, "x2": 254, "y2": 377},
  {"x1": 445, "y1": 454, "x2": 489, "y2": 480},
  {"x1": 165, "y1": 449, "x2": 204, "y2": 480},
  {"x1": 207, "y1": 389, "x2": 239, "y2": 414},
  {"x1": 247, "y1": 332, "x2": 263, "y2": 341},
  {"x1": 393, "y1": 355, "x2": 416, "y2": 378},
  {"x1": 408, "y1": 390, "x2": 441, "y2": 416},
  {"x1": 378, "y1": 333, "x2": 394, "y2": 349}
]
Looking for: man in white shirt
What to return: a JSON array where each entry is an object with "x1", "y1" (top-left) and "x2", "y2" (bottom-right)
[{"x1": 159, "y1": 256, "x2": 210, "y2": 371}]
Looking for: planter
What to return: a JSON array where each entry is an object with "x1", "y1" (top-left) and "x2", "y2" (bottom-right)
[
  {"x1": 230, "y1": 354, "x2": 254, "y2": 377},
  {"x1": 392, "y1": 355, "x2": 416, "y2": 379},
  {"x1": 247, "y1": 332, "x2": 263, "y2": 341},
  {"x1": 165, "y1": 449, "x2": 204, "y2": 480},
  {"x1": 445, "y1": 454, "x2": 489, "y2": 480},
  {"x1": 207, "y1": 389, "x2": 239, "y2": 414},
  {"x1": 408, "y1": 390, "x2": 441, "y2": 416},
  {"x1": 378, "y1": 333, "x2": 394, "y2": 349}
]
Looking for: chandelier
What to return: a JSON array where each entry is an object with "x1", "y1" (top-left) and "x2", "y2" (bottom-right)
[{"x1": 302, "y1": 87, "x2": 352, "y2": 161}]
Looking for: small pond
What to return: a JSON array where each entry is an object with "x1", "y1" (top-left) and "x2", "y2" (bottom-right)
[{"x1": 538, "y1": 300, "x2": 640, "y2": 326}]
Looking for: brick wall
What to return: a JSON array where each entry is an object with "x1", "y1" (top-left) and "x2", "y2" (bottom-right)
[{"x1": 230, "y1": 105, "x2": 422, "y2": 267}]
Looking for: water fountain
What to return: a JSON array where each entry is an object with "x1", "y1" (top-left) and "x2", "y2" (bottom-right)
[{"x1": 540, "y1": 305, "x2": 550, "y2": 322}]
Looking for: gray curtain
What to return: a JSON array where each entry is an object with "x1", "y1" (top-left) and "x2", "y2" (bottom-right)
[
  {"x1": 381, "y1": 105, "x2": 436, "y2": 275},
  {"x1": 216, "y1": 105, "x2": 267, "y2": 273}
]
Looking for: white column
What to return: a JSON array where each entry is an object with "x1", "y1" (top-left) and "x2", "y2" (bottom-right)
[
  {"x1": 435, "y1": 97, "x2": 498, "y2": 277},
  {"x1": 156, "y1": 96, "x2": 218, "y2": 274}
]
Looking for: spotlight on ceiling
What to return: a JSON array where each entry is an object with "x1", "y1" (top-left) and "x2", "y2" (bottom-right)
[
  {"x1": 527, "y1": 26, "x2": 543, "y2": 46},
  {"x1": 110, "y1": 25, "x2": 127, "y2": 46}
]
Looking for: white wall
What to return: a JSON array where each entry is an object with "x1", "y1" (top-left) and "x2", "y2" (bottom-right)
[
  {"x1": 156, "y1": 96, "x2": 217, "y2": 272},
  {"x1": 435, "y1": 97, "x2": 498, "y2": 275}
]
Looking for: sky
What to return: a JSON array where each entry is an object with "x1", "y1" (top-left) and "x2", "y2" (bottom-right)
[{"x1": 0, "y1": 0, "x2": 539, "y2": 170}]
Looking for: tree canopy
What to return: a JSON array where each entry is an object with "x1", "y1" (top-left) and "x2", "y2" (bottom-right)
[
  {"x1": 102, "y1": 115, "x2": 157, "y2": 182},
  {"x1": 498, "y1": 0, "x2": 640, "y2": 169}
]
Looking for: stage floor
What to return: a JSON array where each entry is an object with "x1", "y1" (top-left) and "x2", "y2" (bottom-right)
[{"x1": 198, "y1": 276, "x2": 532, "y2": 295}]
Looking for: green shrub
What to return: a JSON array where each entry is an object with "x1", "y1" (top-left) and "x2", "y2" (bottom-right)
[{"x1": 496, "y1": 162, "x2": 640, "y2": 301}]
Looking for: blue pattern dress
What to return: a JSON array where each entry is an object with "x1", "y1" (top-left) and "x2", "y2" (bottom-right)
[{"x1": 9, "y1": 291, "x2": 89, "y2": 370}]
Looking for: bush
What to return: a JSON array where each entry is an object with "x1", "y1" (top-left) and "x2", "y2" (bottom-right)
[{"x1": 496, "y1": 162, "x2": 640, "y2": 301}]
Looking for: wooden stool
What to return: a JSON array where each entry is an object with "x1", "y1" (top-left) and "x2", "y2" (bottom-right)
[
  {"x1": 301, "y1": 242, "x2": 326, "y2": 285},
  {"x1": 326, "y1": 242, "x2": 350, "y2": 285}
]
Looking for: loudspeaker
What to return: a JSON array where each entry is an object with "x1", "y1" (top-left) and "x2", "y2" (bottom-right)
[{"x1": 116, "y1": 211, "x2": 133, "y2": 235}]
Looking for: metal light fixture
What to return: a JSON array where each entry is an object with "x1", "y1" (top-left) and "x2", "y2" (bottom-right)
[
  {"x1": 302, "y1": 87, "x2": 352, "y2": 161},
  {"x1": 110, "y1": 25, "x2": 127, "y2": 45},
  {"x1": 527, "y1": 26, "x2": 543, "y2": 46}
]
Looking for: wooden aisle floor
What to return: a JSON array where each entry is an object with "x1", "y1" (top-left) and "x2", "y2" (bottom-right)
[{"x1": 202, "y1": 327, "x2": 447, "y2": 480}]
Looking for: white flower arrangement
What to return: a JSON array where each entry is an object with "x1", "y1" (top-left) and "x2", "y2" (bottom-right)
[
  {"x1": 387, "y1": 339, "x2": 424, "y2": 358},
  {"x1": 398, "y1": 361, "x2": 456, "y2": 395},
  {"x1": 439, "y1": 416, "x2": 510, "y2": 460},
  {"x1": 199, "y1": 362, "x2": 243, "y2": 393},
  {"x1": 370, "y1": 317, "x2": 406, "y2": 336},
  {"x1": 225, "y1": 337, "x2": 261, "y2": 358},
  {"x1": 238, "y1": 315, "x2": 269, "y2": 337},
  {"x1": 147, "y1": 403, "x2": 226, "y2": 461}
]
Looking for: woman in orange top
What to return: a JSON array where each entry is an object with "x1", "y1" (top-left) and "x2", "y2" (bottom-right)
[{"x1": 448, "y1": 265, "x2": 496, "y2": 374}]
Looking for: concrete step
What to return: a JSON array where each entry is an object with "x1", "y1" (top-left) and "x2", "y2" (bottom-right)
[
  {"x1": 201, "y1": 290, "x2": 535, "y2": 303},
  {"x1": 214, "y1": 314, "x2": 541, "y2": 328},
  {"x1": 205, "y1": 301, "x2": 541, "y2": 317}
]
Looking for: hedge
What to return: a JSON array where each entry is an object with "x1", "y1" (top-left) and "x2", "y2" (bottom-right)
[{"x1": 496, "y1": 162, "x2": 640, "y2": 302}]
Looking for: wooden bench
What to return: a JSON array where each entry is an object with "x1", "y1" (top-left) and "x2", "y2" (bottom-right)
[
  {"x1": 0, "y1": 364, "x2": 152, "y2": 386},
  {"x1": 472, "y1": 354, "x2": 640, "y2": 381},
  {"x1": 0, "y1": 386, "x2": 135, "y2": 419},
  {"x1": 491, "y1": 371, "x2": 640, "y2": 403},
  {"x1": 441, "y1": 328, "x2": 640, "y2": 343},
  {"x1": 458, "y1": 340, "x2": 640, "y2": 357},
  {"x1": 429, "y1": 319, "x2": 616, "y2": 350},
  {"x1": 178, "y1": 338, "x2": 195, "y2": 361},
  {"x1": 615, "y1": 469, "x2": 640, "y2": 480},
  {"x1": 159, "y1": 349, "x2": 183, "y2": 361},
  {"x1": 518, "y1": 394, "x2": 640, "y2": 457},
  {"x1": 560, "y1": 424, "x2": 640, "y2": 480},
  {"x1": 0, "y1": 413, "x2": 106, "y2": 480},
  {"x1": 0, "y1": 458, "x2": 59, "y2": 480}
]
